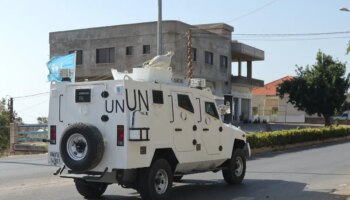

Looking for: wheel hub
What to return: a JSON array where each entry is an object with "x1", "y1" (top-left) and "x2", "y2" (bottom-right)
[
  {"x1": 67, "y1": 133, "x2": 88, "y2": 161},
  {"x1": 234, "y1": 157, "x2": 244, "y2": 176},
  {"x1": 154, "y1": 169, "x2": 168, "y2": 195}
]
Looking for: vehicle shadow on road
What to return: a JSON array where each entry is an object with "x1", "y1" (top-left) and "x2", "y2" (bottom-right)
[{"x1": 99, "y1": 178, "x2": 348, "y2": 200}]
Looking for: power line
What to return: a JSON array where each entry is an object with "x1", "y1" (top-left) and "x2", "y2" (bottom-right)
[
  {"x1": 193, "y1": 32, "x2": 350, "y2": 41},
  {"x1": 233, "y1": 31, "x2": 350, "y2": 37},
  {"x1": 12, "y1": 92, "x2": 49, "y2": 99},
  {"x1": 234, "y1": 36, "x2": 350, "y2": 41},
  {"x1": 17, "y1": 99, "x2": 49, "y2": 113},
  {"x1": 228, "y1": 0, "x2": 279, "y2": 22}
]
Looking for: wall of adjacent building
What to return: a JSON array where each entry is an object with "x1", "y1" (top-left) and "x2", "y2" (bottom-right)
[
  {"x1": 49, "y1": 20, "x2": 232, "y2": 96},
  {"x1": 252, "y1": 94, "x2": 305, "y2": 123}
]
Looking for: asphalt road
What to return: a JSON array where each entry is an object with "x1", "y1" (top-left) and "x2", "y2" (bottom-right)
[{"x1": 1, "y1": 142, "x2": 350, "y2": 200}]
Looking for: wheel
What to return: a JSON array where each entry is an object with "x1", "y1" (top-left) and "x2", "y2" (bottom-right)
[
  {"x1": 60, "y1": 123, "x2": 104, "y2": 172},
  {"x1": 222, "y1": 149, "x2": 246, "y2": 184},
  {"x1": 74, "y1": 179, "x2": 107, "y2": 199},
  {"x1": 173, "y1": 175, "x2": 183, "y2": 182},
  {"x1": 138, "y1": 159, "x2": 173, "y2": 200}
]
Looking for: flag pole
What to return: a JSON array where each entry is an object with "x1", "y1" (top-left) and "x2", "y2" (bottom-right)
[{"x1": 73, "y1": 51, "x2": 77, "y2": 82}]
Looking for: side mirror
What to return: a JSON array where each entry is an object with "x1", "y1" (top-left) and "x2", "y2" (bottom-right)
[{"x1": 217, "y1": 104, "x2": 231, "y2": 115}]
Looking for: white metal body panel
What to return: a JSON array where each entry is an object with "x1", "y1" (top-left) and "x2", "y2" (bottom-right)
[{"x1": 48, "y1": 79, "x2": 246, "y2": 174}]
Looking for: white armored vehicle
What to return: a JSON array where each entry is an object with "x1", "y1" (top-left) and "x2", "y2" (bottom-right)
[{"x1": 48, "y1": 54, "x2": 250, "y2": 200}]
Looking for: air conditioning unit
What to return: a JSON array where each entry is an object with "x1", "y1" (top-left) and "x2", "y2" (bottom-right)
[
  {"x1": 59, "y1": 68, "x2": 73, "y2": 81},
  {"x1": 190, "y1": 78, "x2": 206, "y2": 89}
]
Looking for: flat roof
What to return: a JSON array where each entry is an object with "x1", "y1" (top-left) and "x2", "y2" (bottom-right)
[{"x1": 231, "y1": 42, "x2": 264, "y2": 61}]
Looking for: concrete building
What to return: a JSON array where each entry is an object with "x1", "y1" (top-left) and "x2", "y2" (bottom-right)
[
  {"x1": 252, "y1": 76, "x2": 306, "y2": 123},
  {"x1": 49, "y1": 20, "x2": 264, "y2": 122}
]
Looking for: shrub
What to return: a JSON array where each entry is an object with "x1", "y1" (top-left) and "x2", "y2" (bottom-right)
[{"x1": 247, "y1": 126, "x2": 350, "y2": 149}]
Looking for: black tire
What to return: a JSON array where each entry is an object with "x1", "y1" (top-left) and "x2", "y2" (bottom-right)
[
  {"x1": 138, "y1": 159, "x2": 173, "y2": 200},
  {"x1": 222, "y1": 149, "x2": 246, "y2": 184},
  {"x1": 74, "y1": 179, "x2": 107, "y2": 199},
  {"x1": 60, "y1": 123, "x2": 104, "y2": 172},
  {"x1": 173, "y1": 175, "x2": 183, "y2": 182}
]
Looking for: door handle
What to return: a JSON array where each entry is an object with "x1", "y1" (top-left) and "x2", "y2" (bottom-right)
[
  {"x1": 203, "y1": 128, "x2": 209, "y2": 131},
  {"x1": 175, "y1": 128, "x2": 182, "y2": 132}
]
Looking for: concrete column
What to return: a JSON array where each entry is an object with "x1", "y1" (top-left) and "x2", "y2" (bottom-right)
[
  {"x1": 247, "y1": 61, "x2": 252, "y2": 78},
  {"x1": 9, "y1": 123, "x2": 17, "y2": 154},
  {"x1": 248, "y1": 98, "x2": 252, "y2": 120},
  {"x1": 238, "y1": 60, "x2": 242, "y2": 76},
  {"x1": 238, "y1": 98, "x2": 242, "y2": 121}
]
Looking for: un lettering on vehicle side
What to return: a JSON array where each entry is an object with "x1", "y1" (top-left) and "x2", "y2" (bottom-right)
[{"x1": 105, "y1": 89, "x2": 149, "y2": 113}]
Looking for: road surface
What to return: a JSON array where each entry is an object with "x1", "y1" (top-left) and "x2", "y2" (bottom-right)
[{"x1": 1, "y1": 142, "x2": 350, "y2": 200}]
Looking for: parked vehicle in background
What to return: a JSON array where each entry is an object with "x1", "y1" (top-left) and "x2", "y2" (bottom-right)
[{"x1": 333, "y1": 110, "x2": 350, "y2": 121}]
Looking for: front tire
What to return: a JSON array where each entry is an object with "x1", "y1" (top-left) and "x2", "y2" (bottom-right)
[
  {"x1": 74, "y1": 179, "x2": 107, "y2": 199},
  {"x1": 222, "y1": 149, "x2": 246, "y2": 184},
  {"x1": 138, "y1": 159, "x2": 173, "y2": 200}
]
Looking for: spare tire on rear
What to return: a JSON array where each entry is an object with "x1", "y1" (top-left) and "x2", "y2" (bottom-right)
[{"x1": 60, "y1": 123, "x2": 104, "y2": 172}]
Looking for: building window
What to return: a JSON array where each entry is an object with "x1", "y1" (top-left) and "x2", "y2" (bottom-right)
[
  {"x1": 252, "y1": 107, "x2": 258, "y2": 115},
  {"x1": 177, "y1": 94, "x2": 194, "y2": 113},
  {"x1": 272, "y1": 107, "x2": 278, "y2": 115},
  {"x1": 205, "y1": 51, "x2": 213, "y2": 65},
  {"x1": 96, "y1": 47, "x2": 115, "y2": 64},
  {"x1": 205, "y1": 102, "x2": 219, "y2": 119},
  {"x1": 192, "y1": 48, "x2": 197, "y2": 61},
  {"x1": 220, "y1": 55, "x2": 228, "y2": 71},
  {"x1": 143, "y1": 45, "x2": 150, "y2": 54},
  {"x1": 69, "y1": 50, "x2": 83, "y2": 65},
  {"x1": 126, "y1": 46, "x2": 133, "y2": 55}
]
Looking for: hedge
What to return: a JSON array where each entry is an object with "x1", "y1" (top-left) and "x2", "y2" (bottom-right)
[{"x1": 247, "y1": 126, "x2": 350, "y2": 149}]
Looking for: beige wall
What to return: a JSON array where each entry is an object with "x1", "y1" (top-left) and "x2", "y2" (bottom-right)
[{"x1": 252, "y1": 94, "x2": 305, "y2": 123}]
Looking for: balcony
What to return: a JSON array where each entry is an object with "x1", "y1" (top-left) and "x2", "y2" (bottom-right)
[
  {"x1": 231, "y1": 76, "x2": 264, "y2": 87},
  {"x1": 231, "y1": 42, "x2": 264, "y2": 61}
]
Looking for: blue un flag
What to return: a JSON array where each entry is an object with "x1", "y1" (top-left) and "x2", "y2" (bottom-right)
[{"x1": 47, "y1": 53, "x2": 76, "y2": 82}]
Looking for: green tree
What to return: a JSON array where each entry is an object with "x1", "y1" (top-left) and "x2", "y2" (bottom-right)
[
  {"x1": 277, "y1": 51, "x2": 350, "y2": 126},
  {"x1": 37, "y1": 117, "x2": 48, "y2": 124},
  {"x1": 0, "y1": 98, "x2": 10, "y2": 152},
  {"x1": 347, "y1": 41, "x2": 350, "y2": 54}
]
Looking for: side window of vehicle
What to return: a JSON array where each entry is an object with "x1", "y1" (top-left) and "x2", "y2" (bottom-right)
[
  {"x1": 205, "y1": 102, "x2": 219, "y2": 119},
  {"x1": 152, "y1": 90, "x2": 163, "y2": 104},
  {"x1": 177, "y1": 94, "x2": 194, "y2": 113}
]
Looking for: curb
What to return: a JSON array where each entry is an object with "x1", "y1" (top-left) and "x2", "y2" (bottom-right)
[{"x1": 251, "y1": 136, "x2": 350, "y2": 155}]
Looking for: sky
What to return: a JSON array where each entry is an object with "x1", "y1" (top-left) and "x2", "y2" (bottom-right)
[{"x1": 0, "y1": 0, "x2": 349, "y2": 123}]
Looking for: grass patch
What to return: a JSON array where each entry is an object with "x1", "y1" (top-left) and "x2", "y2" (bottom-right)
[{"x1": 247, "y1": 126, "x2": 350, "y2": 149}]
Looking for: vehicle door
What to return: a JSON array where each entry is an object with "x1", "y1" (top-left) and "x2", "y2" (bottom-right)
[
  {"x1": 63, "y1": 84, "x2": 107, "y2": 131},
  {"x1": 171, "y1": 92, "x2": 196, "y2": 152},
  {"x1": 201, "y1": 98, "x2": 222, "y2": 155}
]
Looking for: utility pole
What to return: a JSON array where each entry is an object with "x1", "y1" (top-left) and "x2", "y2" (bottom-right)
[
  {"x1": 8, "y1": 97, "x2": 14, "y2": 122},
  {"x1": 157, "y1": 0, "x2": 162, "y2": 55},
  {"x1": 187, "y1": 29, "x2": 193, "y2": 85}
]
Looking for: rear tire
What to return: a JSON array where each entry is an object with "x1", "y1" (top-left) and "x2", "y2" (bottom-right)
[
  {"x1": 138, "y1": 159, "x2": 173, "y2": 200},
  {"x1": 74, "y1": 179, "x2": 107, "y2": 199},
  {"x1": 222, "y1": 149, "x2": 246, "y2": 184}
]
